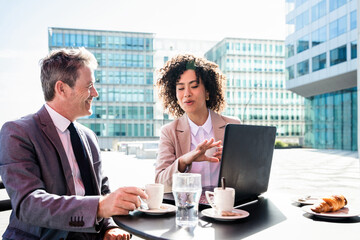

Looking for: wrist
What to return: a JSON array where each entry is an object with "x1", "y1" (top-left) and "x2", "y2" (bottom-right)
[
  {"x1": 178, "y1": 157, "x2": 188, "y2": 172},
  {"x1": 97, "y1": 195, "x2": 106, "y2": 218}
]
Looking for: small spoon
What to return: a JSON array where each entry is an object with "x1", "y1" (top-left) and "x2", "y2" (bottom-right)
[{"x1": 221, "y1": 177, "x2": 226, "y2": 190}]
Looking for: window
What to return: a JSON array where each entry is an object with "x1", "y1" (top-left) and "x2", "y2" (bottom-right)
[
  {"x1": 312, "y1": 0, "x2": 326, "y2": 22},
  {"x1": 145, "y1": 38, "x2": 153, "y2": 51},
  {"x1": 286, "y1": 65, "x2": 295, "y2": 80},
  {"x1": 296, "y1": 0, "x2": 308, "y2": 7},
  {"x1": 297, "y1": 60, "x2": 309, "y2": 76},
  {"x1": 350, "y1": 10, "x2": 357, "y2": 30},
  {"x1": 329, "y1": 15, "x2": 347, "y2": 39},
  {"x1": 296, "y1": 10, "x2": 309, "y2": 31},
  {"x1": 329, "y1": 0, "x2": 347, "y2": 12},
  {"x1": 51, "y1": 33, "x2": 63, "y2": 47},
  {"x1": 330, "y1": 45, "x2": 347, "y2": 66},
  {"x1": 312, "y1": 53, "x2": 326, "y2": 72},
  {"x1": 297, "y1": 35, "x2": 309, "y2": 53},
  {"x1": 286, "y1": 18, "x2": 295, "y2": 35},
  {"x1": 351, "y1": 41, "x2": 357, "y2": 59},
  {"x1": 311, "y1": 26, "x2": 326, "y2": 47}
]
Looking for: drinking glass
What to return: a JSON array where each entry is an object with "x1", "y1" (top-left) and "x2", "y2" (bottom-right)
[{"x1": 172, "y1": 173, "x2": 202, "y2": 227}]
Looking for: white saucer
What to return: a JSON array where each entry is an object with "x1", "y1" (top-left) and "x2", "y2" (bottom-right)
[
  {"x1": 302, "y1": 205, "x2": 360, "y2": 218},
  {"x1": 137, "y1": 203, "x2": 176, "y2": 215},
  {"x1": 201, "y1": 208, "x2": 250, "y2": 221}
]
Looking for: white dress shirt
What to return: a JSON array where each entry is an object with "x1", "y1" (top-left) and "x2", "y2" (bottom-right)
[
  {"x1": 45, "y1": 104, "x2": 86, "y2": 196},
  {"x1": 187, "y1": 110, "x2": 220, "y2": 187}
]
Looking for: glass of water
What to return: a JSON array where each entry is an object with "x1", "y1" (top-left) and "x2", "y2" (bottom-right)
[{"x1": 172, "y1": 173, "x2": 202, "y2": 227}]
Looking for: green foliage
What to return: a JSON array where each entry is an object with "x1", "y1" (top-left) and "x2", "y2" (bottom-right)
[
  {"x1": 275, "y1": 140, "x2": 288, "y2": 148},
  {"x1": 275, "y1": 140, "x2": 301, "y2": 148}
]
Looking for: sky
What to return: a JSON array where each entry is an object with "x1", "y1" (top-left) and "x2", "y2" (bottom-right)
[{"x1": 0, "y1": 0, "x2": 286, "y2": 126}]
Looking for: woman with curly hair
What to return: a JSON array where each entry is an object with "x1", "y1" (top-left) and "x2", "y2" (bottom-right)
[{"x1": 155, "y1": 54, "x2": 240, "y2": 192}]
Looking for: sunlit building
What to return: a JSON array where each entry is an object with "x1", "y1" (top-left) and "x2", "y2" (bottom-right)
[
  {"x1": 205, "y1": 38, "x2": 305, "y2": 143},
  {"x1": 285, "y1": 0, "x2": 357, "y2": 150},
  {"x1": 48, "y1": 27, "x2": 157, "y2": 149}
]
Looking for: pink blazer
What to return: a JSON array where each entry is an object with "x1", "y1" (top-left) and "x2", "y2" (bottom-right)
[{"x1": 155, "y1": 110, "x2": 240, "y2": 192}]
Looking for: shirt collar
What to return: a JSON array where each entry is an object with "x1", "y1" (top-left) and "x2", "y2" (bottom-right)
[
  {"x1": 187, "y1": 109, "x2": 212, "y2": 136},
  {"x1": 45, "y1": 104, "x2": 72, "y2": 133}
]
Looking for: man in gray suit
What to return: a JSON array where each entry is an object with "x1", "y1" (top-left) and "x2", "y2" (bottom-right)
[{"x1": 0, "y1": 48, "x2": 147, "y2": 240}]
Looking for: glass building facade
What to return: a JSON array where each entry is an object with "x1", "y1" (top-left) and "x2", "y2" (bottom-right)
[
  {"x1": 48, "y1": 27, "x2": 157, "y2": 149},
  {"x1": 285, "y1": 0, "x2": 358, "y2": 150},
  {"x1": 304, "y1": 87, "x2": 357, "y2": 150},
  {"x1": 205, "y1": 38, "x2": 305, "y2": 141}
]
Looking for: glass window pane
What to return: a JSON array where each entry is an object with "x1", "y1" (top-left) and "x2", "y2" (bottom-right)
[
  {"x1": 297, "y1": 35, "x2": 309, "y2": 53},
  {"x1": 312, "y1": 53, "x2": 327, "y2": 72},
  {"x1": 286, "y1": 65, "x2": 294, "y2": 80},
  {"x1": 330, "y1": 45, "x2": 347, "y2": 66},
  {"x1": 351, "y1": 41, "x2": 357, "y2": 59},
  {"x1": 311, "y1": 26, "x2": 327, "y2": 47},
  {"x1": 296, "y1": 60, "x2": 309, "y2": 76},
  {"x1": 350, "y1": 10, "x2": 357, "y2": 30}
]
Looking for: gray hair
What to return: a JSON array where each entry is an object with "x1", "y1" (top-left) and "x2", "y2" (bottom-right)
[{"x1": 39, "y1": 47, "x2": 98, "y2": 101}]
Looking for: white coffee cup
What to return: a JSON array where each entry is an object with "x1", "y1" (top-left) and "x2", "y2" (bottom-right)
[
  {"x1": 205, "y1": 187, "x2": 235, "y2": 214},
  {"x1": 144, "y1": 183, "x2": 164, "y2": 209}
]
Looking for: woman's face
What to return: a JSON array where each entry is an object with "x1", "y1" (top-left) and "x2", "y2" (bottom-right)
[{"x1": 176, "y1": 69, "x2": 209, "y2": 115}]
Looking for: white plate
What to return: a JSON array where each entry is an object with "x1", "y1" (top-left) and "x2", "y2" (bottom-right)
[
  {"x1": 292, "y1": 196, "x2": 320, "y2": 205},
  {"x1": 302, "y1": 205, "x2": 360, "y2": 218},
  {"x1": 201, "y1": 208, "x2": 250, "y2": 221},
  {"x1": 137, "y1": 203, "x2": 176, "y2": 215}
]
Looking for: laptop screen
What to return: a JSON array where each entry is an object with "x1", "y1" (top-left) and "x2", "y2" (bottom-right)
[{"x1": 219, "y1": 124, "x2": 276, "y2": 205}]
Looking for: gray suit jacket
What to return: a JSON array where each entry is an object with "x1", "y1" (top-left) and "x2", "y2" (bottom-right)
[
  {"x1": 155, "y1": 110, "x2": 240, "y2": 192},
  {"x1": 0, "y1": 106, "x2": 118, "y2": 240}
]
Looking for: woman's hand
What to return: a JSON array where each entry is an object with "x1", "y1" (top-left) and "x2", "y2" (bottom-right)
[{"x1": 178, "y1": 138, "x2": 222, "y2": 172}]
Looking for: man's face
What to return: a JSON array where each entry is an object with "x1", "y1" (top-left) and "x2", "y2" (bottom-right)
[{"x1": 66, "y1": 66, "x2": 98, "y2": 120}]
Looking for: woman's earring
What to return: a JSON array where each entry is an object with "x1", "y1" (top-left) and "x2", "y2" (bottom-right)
[{"x1": 206, "y1": 96, "x2": 209, "y2": 101}]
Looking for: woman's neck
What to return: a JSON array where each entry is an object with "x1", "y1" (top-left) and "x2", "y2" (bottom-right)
[{"x1": 187, "y1": 108, "x2": 209, "y2": 126}]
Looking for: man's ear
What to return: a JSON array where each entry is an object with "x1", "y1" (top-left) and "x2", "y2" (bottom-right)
[{"x1": 54, "y1": 81, "x2": 68, "y2": 97}]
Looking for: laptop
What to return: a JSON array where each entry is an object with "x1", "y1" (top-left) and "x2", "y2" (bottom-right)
[{"x1": 163, "y1": 124, "x2": 277, "y2": 208}]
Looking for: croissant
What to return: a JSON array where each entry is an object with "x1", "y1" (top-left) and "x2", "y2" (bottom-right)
[{"x1": 311, "y1": 195, "x2": 347, "y2": 213}]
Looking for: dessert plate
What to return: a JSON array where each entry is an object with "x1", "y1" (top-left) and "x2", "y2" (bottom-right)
[{"x1": 302, "y1": 205, "x2": 360, "y2": 218}]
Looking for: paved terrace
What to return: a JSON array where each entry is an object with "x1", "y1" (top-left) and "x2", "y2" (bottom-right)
[{"x1": 1, "y1": 148, "x2": 359, "y2": 239}]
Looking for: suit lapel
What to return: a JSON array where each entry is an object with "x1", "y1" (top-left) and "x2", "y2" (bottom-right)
[
  {"x1": 210, "y1": 110, "x2": 228, "y2": 142},
  {"x1": 176, "y1": 114, "x2": 191, "y2": 157},
  {"x1": 36, "y1": 106, "x2": 76, "y2": 194}
]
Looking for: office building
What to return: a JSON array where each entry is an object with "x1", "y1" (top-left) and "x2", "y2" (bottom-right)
[
  {"x1": 205, "y1": 38, "x2": 305, "y2": 143},
  {"x1": 285, "y1": 0, "x2": 357, "y2": 150},
  {"x1": 48, "y1": 27, "x2": 157, "y2": 149}
]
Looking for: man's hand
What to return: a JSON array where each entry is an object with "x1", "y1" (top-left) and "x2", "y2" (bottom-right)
[
  {"x1": 104, "y1": 228, "x2": 131, "y2": 240},
  {"x1": 98, "y1": 187, "x2": 148, "y2": 218}
]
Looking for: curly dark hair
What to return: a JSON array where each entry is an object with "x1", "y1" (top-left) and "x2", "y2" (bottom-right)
[{"x1": 156, "y1": 54, "x2": 227, "y2": 118}]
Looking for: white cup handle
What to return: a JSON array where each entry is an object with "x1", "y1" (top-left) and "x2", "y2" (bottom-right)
[{"x1": 205, "y1": 191, "x2": 216, "y2": 209}]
